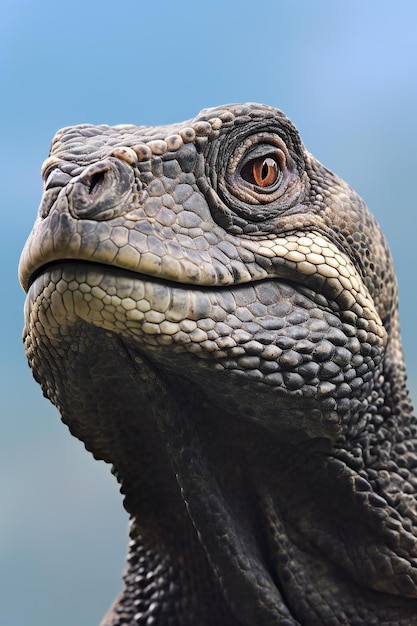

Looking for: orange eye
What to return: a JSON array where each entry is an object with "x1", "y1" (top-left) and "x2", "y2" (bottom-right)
[
  {"x1": 241, "y1": 156, "x2": 280, "y2": 188},
  {"x1": 253, "y1": 157, "x2": 279, "y2": 187}
]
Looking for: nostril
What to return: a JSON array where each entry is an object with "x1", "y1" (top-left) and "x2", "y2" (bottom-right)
[
  {"x1": 79, "y1": 161, "x2": 111, "y2": 195},
  {"x1": 88, "y1": 170, "x2": 107, "y2": 195},
  {"x1": 68, "y1": 158, "x2": 135, "y2": 220}
]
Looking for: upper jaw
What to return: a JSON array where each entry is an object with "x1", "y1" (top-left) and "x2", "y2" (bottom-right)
[{"x1": 19, "y1": 206, "x2": 386, "y2": 358}]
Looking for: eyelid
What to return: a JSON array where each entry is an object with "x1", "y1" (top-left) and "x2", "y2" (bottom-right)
[
  {"x1": 226, "y1": 133, "x2": 290, "y2": 176},
  {"x1": 239, "y1": 143, "x2": 287, "y2": 168}
]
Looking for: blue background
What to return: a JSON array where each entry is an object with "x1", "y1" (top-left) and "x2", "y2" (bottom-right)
[{"x1": 1, "y1": 2, "x2": 416, "y2": 625}]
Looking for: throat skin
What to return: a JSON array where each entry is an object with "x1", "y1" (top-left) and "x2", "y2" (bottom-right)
[{"x1": 27, "y1": 318, "x2": 417, "y2": 625}]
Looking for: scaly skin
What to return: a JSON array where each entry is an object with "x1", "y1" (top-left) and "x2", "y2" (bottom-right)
[{"x1": 19, "y1": 104, "x2": 417, "y2": 625}]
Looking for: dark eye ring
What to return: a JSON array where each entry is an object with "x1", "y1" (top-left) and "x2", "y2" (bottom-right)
[{"x1": 240, "y1": 155, "x2": 280, "y2": 188}]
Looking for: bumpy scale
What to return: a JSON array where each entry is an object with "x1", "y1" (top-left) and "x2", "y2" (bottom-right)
[{"x1": 19, "y1": 104, "x2": 417, "y2": 625}]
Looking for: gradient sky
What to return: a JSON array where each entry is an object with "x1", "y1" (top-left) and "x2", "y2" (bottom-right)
[{"x1": 1, "y1": 2, "x2": 417, "y2": 625}]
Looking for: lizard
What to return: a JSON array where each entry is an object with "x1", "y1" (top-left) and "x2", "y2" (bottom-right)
[{"x1": 19, "y1": 103, "x2": 417, "y2": 625}]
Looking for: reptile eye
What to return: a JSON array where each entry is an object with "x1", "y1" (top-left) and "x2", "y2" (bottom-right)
[
  {"x1": 222, "y1": 135, "x2": 299, "y2": 211},
  {"x1": 241, "y1": 156, "x2": 280, "y2": 188}
]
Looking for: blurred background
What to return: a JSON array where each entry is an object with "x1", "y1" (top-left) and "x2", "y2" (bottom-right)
[{"x1": 1, "y1": 1, "x2": 416, "y2": 624}]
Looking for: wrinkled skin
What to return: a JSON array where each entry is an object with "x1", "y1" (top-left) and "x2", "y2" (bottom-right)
[{"x1": 19, "y1": 104, "x2": 417, "y2": 625}]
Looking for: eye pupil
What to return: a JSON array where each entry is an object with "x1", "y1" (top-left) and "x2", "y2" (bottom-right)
[{"x1": 261, "y1": 162, "x2": 269, "y2": 179}]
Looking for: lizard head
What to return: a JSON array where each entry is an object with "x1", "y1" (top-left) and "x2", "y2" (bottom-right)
[
  {"x1": 19, "y1": 103, "x2": 400, "y2": 441},
  {"x1": 19, "y1": 104, "x2": 417, "y2": 624}
]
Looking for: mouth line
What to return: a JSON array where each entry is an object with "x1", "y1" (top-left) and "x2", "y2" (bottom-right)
[
  {"x1": 28, "y1": 258, "x2": 308, "y2": 294},
  {"x1": 27, "y1": 256, "x2": 384, "y2": 346},
  {"x1": 26, "y1": 259, "x2": 354, "y2": 334}
]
